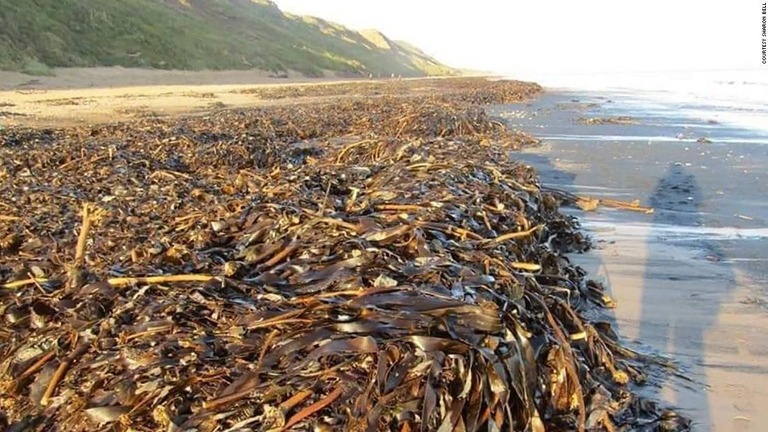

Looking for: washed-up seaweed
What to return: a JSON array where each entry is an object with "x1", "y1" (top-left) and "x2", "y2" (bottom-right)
[
  {"x1": 234, "y1": 77, "x2": 541, "y2": 106},
  {"x1": 0, "y1": 78, "x2": 689, "y2": 431},
  {"x1": 576, "y1": 117, "x2": 638, "y2": 126},
  {"x1": 541, "y1": 188, "x2": 655, "y2": 214}
]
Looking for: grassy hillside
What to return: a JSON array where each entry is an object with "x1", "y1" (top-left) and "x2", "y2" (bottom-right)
[{"x1": 0, "y1": 0, "x2": 455, "y2": 77}]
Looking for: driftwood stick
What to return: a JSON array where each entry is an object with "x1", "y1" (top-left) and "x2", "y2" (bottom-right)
[
  {"x1": 40, "y1": 343, "x2": 89, "y2": 406},
  {"x1": 74, "y1": 204, "x2": 93, "y2": 266},
  {"x1": 2, "y1": 278, "x2": 50, "y2": 289},
  {"x1": 106, "y1": 274, "x2": 215, "y2": 287},
  {"x1": 15, "y1": 350, "x2": 56, "y2": 383},
  {"x1": 3, "y1": 274, "x2": 216, "y2": 290},
  {"x1": 483, "y1": 224, "x2": 543, "y2": 245}
]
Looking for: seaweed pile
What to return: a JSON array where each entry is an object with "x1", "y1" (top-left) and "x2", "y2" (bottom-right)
[
  {"x1": 576, "y1": 117, "x2": 637, "y2": 126},
  {"x1": 0, "y1": 79, "x2": 689, "y2": 431},
  {"x1": 235, "y1": 77, "x2": 542, "y2": 105}
]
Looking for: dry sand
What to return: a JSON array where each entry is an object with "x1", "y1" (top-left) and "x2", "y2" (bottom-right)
[{"x1": 0, "y1": 67, "x2": 382, "y2": 128}]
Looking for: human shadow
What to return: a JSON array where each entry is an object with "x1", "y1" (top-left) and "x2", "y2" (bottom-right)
[
  {"x1": 501, "y1": 90, "x2": 747, "y2": 430},
  {"x1": 517, "y1": 152, "x2": 719, "y2": 430},
  {"x1": 638, "y1": 163, "x2": 734, "y2": 431}
]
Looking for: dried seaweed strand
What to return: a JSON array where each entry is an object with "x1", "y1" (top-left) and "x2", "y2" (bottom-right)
[
  {"x1": 531, "y1": 291, "x2": 586, "y2": 432},
  {"x1": 282, "y1": 386, "x2": 344, "y2": 430},
  {"x1": 202, "y1": 385, "x2": 259, "y2": 410},
  {"x1": 262, "y1": 243, "x2": 298, "y2": 268},
  {"x1": 279, "y1": 389, "x2": 314, "y2": 411}
]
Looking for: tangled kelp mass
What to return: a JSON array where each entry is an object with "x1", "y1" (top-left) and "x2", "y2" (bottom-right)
[
  {"x1": 0, "y1": 79, "x2": 689, "y2": 431},
  {"x1": 234, "y1": 78, "x2": 542, "y2": 105}
]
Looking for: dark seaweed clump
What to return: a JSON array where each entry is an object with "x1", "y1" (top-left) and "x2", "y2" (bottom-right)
[{"x1": 0, "y1": 78, "x2": 688, "y2": 431}]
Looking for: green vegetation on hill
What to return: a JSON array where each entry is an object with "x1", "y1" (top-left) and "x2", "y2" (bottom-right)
[{"x1": 0, "y1": 0, "x2": 455, "y2": 77}]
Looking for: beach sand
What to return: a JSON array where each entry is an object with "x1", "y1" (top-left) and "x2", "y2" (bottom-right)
[
  {"x1": 0, "y1": 67, "x2": 485, "y2": 128},
  {"x1": 0, "y1": 67, "x2": 381, "y2": 128},
  {"x1": 499, "y1": 92, "x2": 768, "y2": 431}
]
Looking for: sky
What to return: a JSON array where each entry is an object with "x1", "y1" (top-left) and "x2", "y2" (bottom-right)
[{"x1": 272, "y1": 0, "x2": 759, "y2": 79}]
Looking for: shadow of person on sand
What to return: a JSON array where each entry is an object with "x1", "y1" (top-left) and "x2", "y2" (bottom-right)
[
  {"x1": 518, "y1": 151, "x2": 717, "y2": 430},
  {"x1": 639, "y1": 162, "x2": 734, "y2": 432}
]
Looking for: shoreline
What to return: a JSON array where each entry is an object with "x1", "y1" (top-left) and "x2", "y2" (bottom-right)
[{"x1": 503, "y1": 89, "x2": 768, "y2": 431}]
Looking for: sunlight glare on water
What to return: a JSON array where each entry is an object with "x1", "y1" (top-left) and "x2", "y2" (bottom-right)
[{"x1": 508, "y1": 69, "x2": 768, "y2": 136}]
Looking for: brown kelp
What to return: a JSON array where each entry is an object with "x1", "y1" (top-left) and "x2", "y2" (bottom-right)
[{"x1": 0, "y1": 78, "x2": 689, "y2": 431}]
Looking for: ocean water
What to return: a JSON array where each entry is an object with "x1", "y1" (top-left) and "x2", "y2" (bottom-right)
[
  {"x1": 507, "y1": 69, "x2": 768, "y2": 137},
  {"x1": 499, "y1": 69, "x2": 768, "y2": 430},
  {"x1": 496, "y1": 68, "x2": 768, "y2": 282}
]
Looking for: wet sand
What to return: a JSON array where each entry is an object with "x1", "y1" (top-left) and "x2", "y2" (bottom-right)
[{"x1": 499, "y1": 92, "x2": 768, "y2": 431}]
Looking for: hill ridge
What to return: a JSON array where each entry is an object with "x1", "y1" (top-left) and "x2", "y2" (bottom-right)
[{"x1": 0, "y1": 0, "x2": 455, "y2": 77}]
